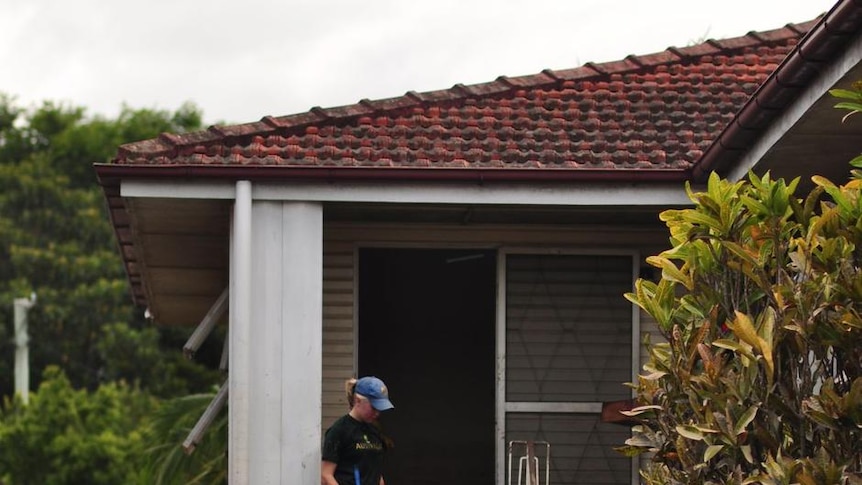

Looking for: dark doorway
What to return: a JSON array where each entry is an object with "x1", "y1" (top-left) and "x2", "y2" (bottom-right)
[{"x1": 359, "y1": 248, "x2": 496, "y2": 485}]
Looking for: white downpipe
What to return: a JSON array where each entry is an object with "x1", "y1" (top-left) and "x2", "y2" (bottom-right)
[{"x1": 230, "y1": 180, "x2": 252, "y2": 483}]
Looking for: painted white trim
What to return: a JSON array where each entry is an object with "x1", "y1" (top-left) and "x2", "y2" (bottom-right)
[
  {"x1": 500, "y1": 247, "x2": 642, "y2": 257},
  {"x1": 505, "y1": 402, "x2": 603, "y2": 413},
  {"x1": 248, "y1": 202, "x2": 284, "y2": 482},
  {"x1": 278, "y1": 202, "x2": 324, "y2": 482},
  {"x1": 727, "y1": 35, "x2": 862, "y2": 182},
  {"x1": 121, "y1": 179, "x2": 692, "y2": 207},
  {"x1": 495, "y1": 250, "x2": 507, "y2": 485},
  {"x1": 243, "y1": 201, "x2": 324, "y2": 482},
  {"x1": 122, "y1": 180, "x2": 236, "y2": 199},
  {"x1": 229, "y1": 180, "x2": 252, "y2": 484}
]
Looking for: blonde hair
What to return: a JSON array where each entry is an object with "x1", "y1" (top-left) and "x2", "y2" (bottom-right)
[{"x1": 345, "y1": 378, "x2": 358, "y2": 409}]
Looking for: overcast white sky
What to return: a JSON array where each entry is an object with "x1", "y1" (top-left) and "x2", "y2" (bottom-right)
[{"x1": 0, "y1": 0, "x2": 838, "y2": 125}]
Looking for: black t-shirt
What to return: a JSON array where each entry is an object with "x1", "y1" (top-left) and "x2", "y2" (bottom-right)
[{"x1": 322, "y1": 414, "x2": 387, "y2": 485}]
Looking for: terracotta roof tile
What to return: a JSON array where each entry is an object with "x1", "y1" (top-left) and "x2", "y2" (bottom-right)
[{"x1": 111, "y1": 18, "x2": 824, "y2": 178}]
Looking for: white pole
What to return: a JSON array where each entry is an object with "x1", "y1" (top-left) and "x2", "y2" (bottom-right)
[
  {"x1": 230, "y1": 180, "x2": 252, "y2": 484},
  {"x1": 13, "y1": 294, "x2": 36, "y2": 405}
]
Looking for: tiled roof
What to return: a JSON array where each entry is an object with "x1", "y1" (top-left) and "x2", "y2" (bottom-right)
[{"x1": 110, "y1": 20, "x2": 818, "y2": 181}]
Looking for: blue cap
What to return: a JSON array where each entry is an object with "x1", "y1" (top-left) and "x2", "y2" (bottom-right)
[{"x1": 355, "y1": 376, "x2": 394, "y2": 411}]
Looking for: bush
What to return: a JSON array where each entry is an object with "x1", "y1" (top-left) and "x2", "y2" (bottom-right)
[
  {"x1": 0, "y1": 366, "x2": 155, "y2": 484},
  {"x1": 622, "y1": 170, "x2": 862, "y2": 483}
]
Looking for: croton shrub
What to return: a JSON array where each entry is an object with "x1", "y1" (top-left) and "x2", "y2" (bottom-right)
[{"x1": 622, "y1": 164, "x2": 862, "y2": 483}]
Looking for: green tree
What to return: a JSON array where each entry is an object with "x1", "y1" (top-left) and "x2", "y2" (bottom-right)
[
  {"x1": 0, "y1": 366, "x2": 156, "y2": 484},
  {"x1": 0, "y1": 94, "x2": 228, "y2": 483},
  {"x1": 0, "y1": 95, "x2": 218, "y2": 397}
]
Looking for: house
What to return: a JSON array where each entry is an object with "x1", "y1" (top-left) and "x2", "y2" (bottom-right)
[{"x1": 94, "y1": 1, "x2": 862, "y2": 483}]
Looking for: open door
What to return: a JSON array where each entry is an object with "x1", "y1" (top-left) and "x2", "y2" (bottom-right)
[{"x1": 359, "y1": 248, "x2": 496, "y2": 485}]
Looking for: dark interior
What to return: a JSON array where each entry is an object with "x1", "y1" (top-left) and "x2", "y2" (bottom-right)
[{"x1": 359, "y1": 247, "x2": 497, "y2": 485}]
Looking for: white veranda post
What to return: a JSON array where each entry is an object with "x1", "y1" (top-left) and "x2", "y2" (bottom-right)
[{"x1": 229, "y1": 180, "x2": 323, "y2": 484}]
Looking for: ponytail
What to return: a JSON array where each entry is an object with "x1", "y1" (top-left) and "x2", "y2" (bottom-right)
[{"x1": 344, "y1": 378, "x2": 358, "y2": 409}]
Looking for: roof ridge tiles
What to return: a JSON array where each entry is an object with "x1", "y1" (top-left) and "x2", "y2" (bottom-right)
[
  {"x1": 170, "y1": 129, "x2": 222, "y2": 145},
  {"x1": 496, "y1": 75, "x2": 517, "y2": 88},
  {"x1": 790, "y1": 19, "x2": 819, "y2": 36},
  {"x1": 615, "y1": 50, "x2": 680, "y2": 69},
  {"x1": 353, "y1": 96, "x2": 421, "y2": 115},
  {"x1": 230, "y1": 120, "x2": 274, "y2": 137},
  {"x1": 746, "y1": 31, "x2": 770, "y2": 44},
  {"x1": 624, "y1": 54, "x2": 645, "y2": 67},
  {"x1": 207, "y1": 125, "x2": 229, "y2": 137},
  {"x1": 407, "y1": 87, "x2": 465, "y2": 104},
  {"x1": 318, "y1": 103, "x2": 375, "y2": 119},
  {"x1": 756, "y1": 26, "x2": 801, "y2": 43},
  {"x1": 706, "y1": 39, "x2": 726, "y2": 50},
  {"x1": 669, "y1": 43, "x2": 722, "y2": 58},
  {"x1": 117, "y1": 137, "x2": 174, "y2": 158},
  {"x1": 464, "y1": 79, "x2": 515, "y2": 97},
  {"x1": 501, "y1": 70, "x2": 560, "y2": 88},
  {"x1": 310, "y1": 106, "x2": 332, "y2": 120},
  {"x1": 582, "y1": 61, "x2": 607, "y2": 76},
  {"x1": 261, "y1": 115, "x2": 282, "y2": 128},
  {"x1": 711, "y1": 32, "x2": 766, "y2": 50},
  {"x1": 359, "y1": 98, "x2": 380, "y2": 110},
  {"x1": 404, "y1": 90, "x2": 435, "y2": 107},
  {"x1": 450, "y1": 83, "x2": 473, "y2": 98},
  {"x1": 268, "y1": 112, "x2": 325, "y2": 129},
  {"x1": 158, "y1": 132, "x2": 183, "y2": 146},
  {"x1": 585, "y1": 59, "x2": 645, "y2": 75},
  {"x1": 559, "y1": 63, "x2": 594, "y2": 80},
  {"x1": 541, "y1": 69, "x2": 562, "y2": 81}
]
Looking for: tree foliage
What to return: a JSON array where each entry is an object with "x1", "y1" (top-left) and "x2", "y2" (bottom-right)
[
  {"x1": 0, "y1": 366, "x2": 156, "y2": 485},
  {"x1": 0, "y1": 94, "x2": 219, "y2": 398},
  {"x1": 623, "y1": 168, "x2": 862, "y2": 483},
  {"x1": 0, "y1": 94, "x2": 229, "y2": 482},
  {"x1": 139, "y1": 389, "x2": 228, "y2": 485}
]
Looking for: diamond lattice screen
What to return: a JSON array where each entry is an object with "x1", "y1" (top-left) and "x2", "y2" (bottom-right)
[{"x1": 505, "y1": 254, "x2": 633, "y2": 402}]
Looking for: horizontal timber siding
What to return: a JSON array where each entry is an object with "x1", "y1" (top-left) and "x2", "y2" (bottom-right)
[{"x1": 321, "y1": 240, "x2": 355, "y2": 428}]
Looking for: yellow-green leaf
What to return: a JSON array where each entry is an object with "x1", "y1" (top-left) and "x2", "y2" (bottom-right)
[
  {"x1": 680, "y1": 211, "x2": 723, "y2": 232},
  {"x1": 704, "y1": 444, "x2": 724, "y2": 462},
  {"x1": 713, "y1": 339, "x2": 755, "y2": 359},
  {"x1": 812, "y1": 175, "x2": 837, "y2": 190},
  {"x1": 741, "y1": 445, "x2": 754, "y2": 464},
  {"x1": 620, "y1": 405, "x2": 663, "y2": 417},
  {"x1": 734, "y1": 405, "x2": 758, "y2": 436},
  {"x1": 676, "y1": 425, "x2": 705, "y2": 441},
  {"x1": 722, "y1": 240, "x2": 760, "y2": 268},
  {"x1": 728, "y1": 312, "x2": 761, "y2": 349}
]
